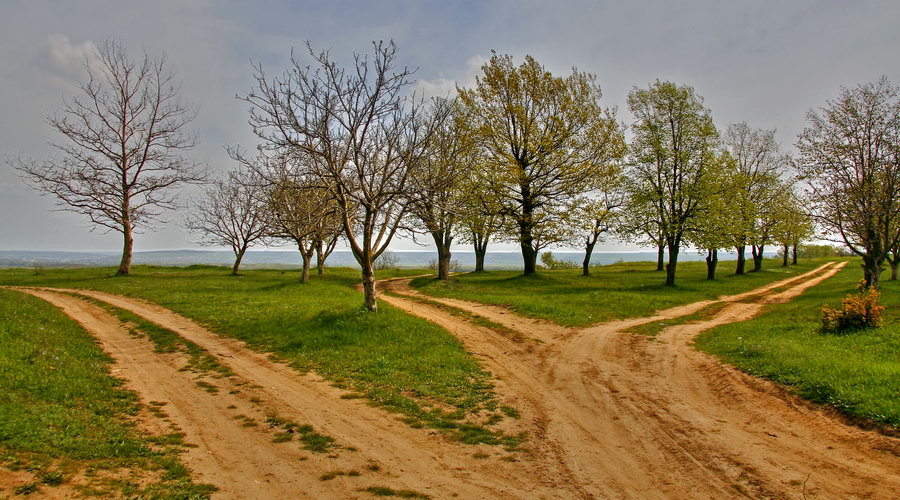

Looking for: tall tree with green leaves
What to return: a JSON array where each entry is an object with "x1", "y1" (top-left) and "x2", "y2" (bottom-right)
[
  {"x1": 686, "y1": 151, "x2": 740, "y2": 280},
  {"x1": 627, "y1": 80, "x2": 719, "y2": 286},
  {"x1": 722, "y1": 122, "x2": 787, "y2": 274},
  {"x1": 796, "y1": 77, "x2": 900, "y2": 289},
  {"x1": 458, "y1": 53, "x2": 625, "y2": 275},
  {"x1": 406, "y1": 98, "x2": 474, "y2": 280}
]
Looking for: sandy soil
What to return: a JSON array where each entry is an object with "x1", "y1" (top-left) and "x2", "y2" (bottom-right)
[
  {"x1": 379, "y1": 261, "x2": 900, "y2": 499},
  {"x1": 10, "y1": 260, "x2": 899, "y2": 498}
]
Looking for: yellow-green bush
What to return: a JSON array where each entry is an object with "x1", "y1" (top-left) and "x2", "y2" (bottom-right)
[{"x1": 821, "y1": 281, "x2": 884, "y2": 333}]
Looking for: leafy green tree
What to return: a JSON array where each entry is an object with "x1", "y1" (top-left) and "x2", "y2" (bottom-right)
[
  {"x1": 458, "y1": 53, "x2": 625, "y2": 275},
  {"x1": 406, "y1": 99, "x2": 473, "y2": 280},
  {"x1": 722, "y1": 123, "x2": 787, "y2": 274},
  {"x1": 687, "y1": 151, "x2": 740, "y2": 280},
  {"x1": 796, "y1": 77, "x2": 900, "y2": 289},
  {"x1": 770, "y1": 184, "x2": 814, "y2": 267},
  {"x1": 626, "y1": 80, "x2": 719, "y2": 286}
]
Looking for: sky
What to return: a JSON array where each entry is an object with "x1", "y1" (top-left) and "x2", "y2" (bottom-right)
[{"x1": 1, "y1": 0, "x2": 898, "y2": 254}]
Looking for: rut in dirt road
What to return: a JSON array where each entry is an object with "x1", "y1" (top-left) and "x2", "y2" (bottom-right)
[
  {"x1": 17, "y1": 287, "x2": 566, "y2": 499},
  {"x1": 381, "y1": 261, "x2": 900, "y2": 499}
]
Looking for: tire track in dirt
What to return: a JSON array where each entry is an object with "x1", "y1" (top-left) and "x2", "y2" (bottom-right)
[
  {"x1": 382, "y1": 261, "x2": 900, "y2": 499},
  {"x1": 17, "y1": 288, "x2": 567, "y2": 499}
]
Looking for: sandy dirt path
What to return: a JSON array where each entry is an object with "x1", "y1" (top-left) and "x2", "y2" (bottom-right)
[
  {"x1": 17, "y1": 288, "x2": 564, "y2": 499},
  {"x1": 381, "y1": 261, "x2": 900, "y2": 499}
]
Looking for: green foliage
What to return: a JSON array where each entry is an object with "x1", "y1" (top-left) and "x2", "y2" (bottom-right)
[
  {"x1": 458, "y1": 52, "x2": 625, "y2": 271},
  {"x1": 799, "y1": 244, "x2": 841, "y2": 258},
  {"x1": 821, "y1": 282, "x2": 885, "y2": 333},
  {"x1": 540, "y1": 251, "x2": 578, "y2": 270},
  {"x1": 696, "y1": 263, "x2": 899, "y2": 428}
]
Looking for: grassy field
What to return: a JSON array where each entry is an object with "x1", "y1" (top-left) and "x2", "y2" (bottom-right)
[
  {"x1": 695, "y1": 263, "x2": 900, "y2": 429},
  {"x1": 0, "y1": 266, "x2": 517, "y2": 446},
  {"x1": 0, "y1": 288, "x2": 216, "y2": 498},
  {"x1": 412, "y1": 258, "x2": 833, "y2": 327}
]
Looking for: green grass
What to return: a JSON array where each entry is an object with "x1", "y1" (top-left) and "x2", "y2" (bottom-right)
[
  {"x1": 623, "y1": 301, "x2": 730, "y2": 336},
  {"x1": 412, "y1": 258, "x2": 836, "y2": 327},
  {"x1": 362, "y1": 485, "x2": 431, "y2": 498},
  {"x1": 0, "y1": 266, "x2": 516, "y2": 446},
  {"x1": 695, "y1": 263, "x2": 900, "y2": 429},
  {"x1": 0, "y1": 288, "x2": 216, "y2": 498}
]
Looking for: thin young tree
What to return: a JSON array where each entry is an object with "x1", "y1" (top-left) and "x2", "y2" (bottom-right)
[
  {"x1": 12, "y1": 40, "x2": 203, "y2": 275},
  {"x1": 565, "y1": 169, "x2": 625, "y2": 276},
  {"x1": 185, "y1": 169, "x2": 269, "y2": 275},
  {"x1": 796, "y1": 77, "x2": 900, "y2": 289},
  {"x1": 627, "y1": 80, "x2": 719, "y2": 286},
  {"x1": 458, "y1": 53, "x2": 625, "y2": 275},
  {"x1": 243, "y1": 41, "x2": 438, "y2": 310}
]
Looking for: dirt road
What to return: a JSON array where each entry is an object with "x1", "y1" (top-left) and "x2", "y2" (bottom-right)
[
  {"x1": 16, "y1": 261, "x2": 900, "y2": 498},
  {"x1": 380, "y1": 261, "x2": 900, "y2": 499}
]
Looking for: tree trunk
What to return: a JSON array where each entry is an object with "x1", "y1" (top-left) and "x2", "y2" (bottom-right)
[
  {"x1": 362, "y1": 260, "x2": 377, "y2": 312},
  {"x1": 316, "y1": 240, "x2": 325, "y2": 275},
  {"x1": 116, "y1": 226, "x2": 133, "y2": 276},
  {"x1": 300, "y1": 251, "x2": 311, "y2": 283},
  {"x1": 474, "y1": 237, "x2": 488, "y2": 272},
  {"x1": 889, "y1": 252, "x2": 898, "y2": 281},
  {"x1": 861, "y1": 255, "x2": 883, "y2": 290},
  {"x1": 792, "y1": 244, "x2": 798, "y2": 265},
  {"x1": 519, "y1": 182, "x2": 537, "y2": 275},
  {"x1": 656, "y1": 242, "x2": 665, "y2": 271},
  {"x1": 782, "y1": 244, "x2": 789, "y2": 267},
  {"x1": 582, "y1": 242, "x2": 596, "y2": 277},
  {"x1": 231, "y1": 247, "x2": 246, "y2": 276},
  {"x1": 751, "y1": 245, "x2": 764, "y2": 272},
  {"x1": 735, "y1": 245, "x2": 746, "y2": 275},
  {"x1": 705, "y1": 248, "x2": 718, "y2": 280},
  {"x1": 665, "y1": 242, "x2": 679, "y2": 286}
]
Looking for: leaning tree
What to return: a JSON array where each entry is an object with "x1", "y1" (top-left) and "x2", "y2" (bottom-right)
[
  {"x1": 13, "y1": 40, "x2": 203, "y2": 275},
  {"x1": 243, "y1": 41, "x2": 440, "y2": 311},
  {"x1": 796, "y1": 76, "x2": 900, "y2": 289},
  {"x1": 458, "y1": 52, "x2": 625, "y2": 275}
]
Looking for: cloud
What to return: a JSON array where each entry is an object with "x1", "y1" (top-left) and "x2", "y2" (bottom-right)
[
  {"x1": 411, "y1": 55, "x2": 487, "y2": 98},
  {"x1": 32, "y1": 34, "x2": 99, "y2": 91}
]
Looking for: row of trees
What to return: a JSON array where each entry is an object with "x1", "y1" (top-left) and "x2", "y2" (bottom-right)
[{"x1": 12, "y1": 40, "x2": 900, "y2": 313}]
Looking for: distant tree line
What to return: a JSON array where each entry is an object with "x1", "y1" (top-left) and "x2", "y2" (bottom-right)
[{"x1": 12, "y1": 39, "x2": 900, "y2": 311}]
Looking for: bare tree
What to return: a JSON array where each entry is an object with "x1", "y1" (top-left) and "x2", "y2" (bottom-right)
[
  {"x1": 12, "y1": 40, "x2": 203, "y2": 275},
  {"x1": 243, "y1": 41, "x2": 437, "y2": 310},
  {"x1": 185, "y1": 169, "x2": 269, "y2": 275},
  {"x1": 796, "y1": 77, "x2": 900, "y2": 289}
]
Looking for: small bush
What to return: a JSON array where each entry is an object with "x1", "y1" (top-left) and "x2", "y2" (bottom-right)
[
  {"x1": 821, "y1": 281, "x2": 884, "y2": 333},
  {"x1": 374, "y1": 251, "x2": 398, "y2": 270},
  {"x1": 540, "y1": 251, "x2": 577, "y2": 270},
  {"x1": 427, "y1": 258, "x2": 461, "y2": 273}
]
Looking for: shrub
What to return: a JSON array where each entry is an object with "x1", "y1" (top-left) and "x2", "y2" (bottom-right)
[
  {"x1": 821, "y1": 281, "x2": 884, "y2": 333},
  {"x1": 374, "y1": 251, "x2": 398, "y2": 270},
  {"x1": 540, "y1": 251, "x2": 577, "y2": 271},
  {"x1": 427, "y1": 258, "x2": 462, "y2": 273}
]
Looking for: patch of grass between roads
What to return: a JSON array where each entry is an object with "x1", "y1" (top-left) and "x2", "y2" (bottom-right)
[
  {"x1": 413, "y1": 258, "x2": 833, "y2": 327},
  {"x1": 0, "y1": 288, "x2": 216, "y2": 498},
  {"x1": 695, "y1": 264, "x2": 900, "y2": 430},
  {"x1": 0, "y1": 266, "x2": 520, "y2": 447}
]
